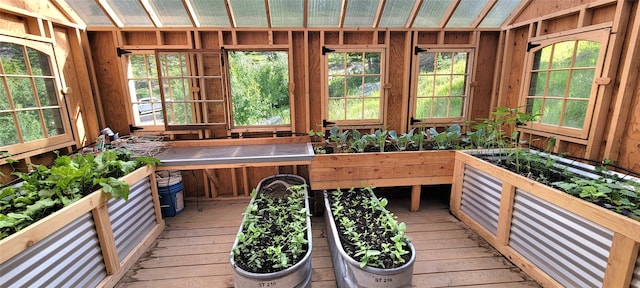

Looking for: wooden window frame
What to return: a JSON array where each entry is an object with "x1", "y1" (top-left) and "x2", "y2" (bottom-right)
[
  {"x1": 519, "y1": 30, "x2": 610, "y2": 140},
  {"x1": 0, "y1": 35, "x2": 74, "y2": 158},
  {"x1": 322, "y1": 47, "x2": 386, "y2": 128},
  {"x1": 409, "y1": 48, "x2": 474, "y2": 126}
]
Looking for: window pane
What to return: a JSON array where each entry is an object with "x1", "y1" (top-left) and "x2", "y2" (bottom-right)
[
  {"x1": 569, "y1": 69, "x2": 594, "y2": 98},
  {"x1": 450, "y1": 97, "x2": 463, "y2": 117},
  {"x1": 575, "y1": 41, "x2": 600, "y2": 67},
  {"x1": 328, "y1": 76, "x2": 345, "y2": 97},
  {"x1": 42, "y1": 108, "x2": 64, "y2": 137},
  {"x1": 379, "y1": 0, "x2": 414, "y2": 27},
  {"x1": 547, "y1": 70, "x2": 568, "y2": 97},
  {"x1": 451, "y1": 75, "x2": 465, "y2": 96},
  {"x1": 228, "y1": 0, "x2": 267, "y2": 27},
  {"x1": 17, "y1": 110, "x2": 43, "y2": 141},
  {"x1": 164, "y1": 78, "x2": 188, "y2": 101},
  {"x1": 343, "y1": 0, "x2": 378, "y2": 27},
  {"x1": 452, "y1": 52, "x2": 468, "y2": 74},
  {"x1": 229, "y1": 51, "x2": 290, "y2": 126},
  {"x1": 532, "y1": 46, "x2": 551, "y2": 70},
  {"x1": 328, "y1": 99, "x2": 345, "y2": 120},
  {"x1": 364, "y1": 52, "x2": 381, "y2": 74},
  {"x1": 418, "y1": 53, "x2": 435, "y2": 74},
  {"x1": 35, "y1": 78, "x2": 58, "y2": 106},
  {"x1": 0, "y1": 82, "x2": 10, "y2": 110},
  {"x1": 346, "y1": 53, "x2": 363, "y2": 75},
  {"x1": 364, "y1": 98, "x2": 380, "y2": 119},
  {"x1": 417, "y1": 75, "x2": 434, "y2": 96},
  {"x1": 528, "y1": 72, "x2": 546, "y2": 96},
  {"x1": 551, "y1": 41, "x2": 574, "y2": 69},
  {"x1": 416, "y1": 98, "x2": 432, "y2": 118},
  {"x1": 27, "y1": 48, "x2": 52, "y2": 76},
  {"x1": 525, "y1": 98, "x2": 543, "y2": 116},
  {"x1": 346, "y1": 99, "x2": 363, "y2": 120},
  {"x1": 413, "y1": 0, "x2": 450, "y2": 28},
  {"x1": 433, "y1": 98, "x2": 449, "y2": 117},
  {"x1": 0, "y1": 112, "x2": 18, "y2": 146},
  {"x1": 363, "y1": 76, "x2": 380, "y2": 96},
  {"x1": 434, "y1": 76, "x2": 451, "y2": 96},
  {"x1": 162, "y1": 54, "x2": 186, "y2": 77},
  {"x1": 7, "y1": 77, "x2": 36, "y2": 108},
  {"x1": 130, "y1": 55, "x2": 149, "y2": 78},
  {"x1": 328, "y1": 53, "x2": 345, "y2": 75},
  {"x1": 541, "y1": 99, "x2": 562, "y2": 125},
  {"x1": 563, "y1": 100, "x2": 587, "y2": 128},
  {"x1": 347, "y1": 76, "x2": 363, "y2": 97},
  {"x1": 437, "y1": 52, "x2": 453, "y2": 72},
  {"x1": 1, "y1": 44, "x2": 27, "y2": 74},
  {"x1": 269, "y1": 0, "x2": 304, "y2": 27},
  {"x1": 308, "y1": 0, "x2": 342, "y2": 27}
]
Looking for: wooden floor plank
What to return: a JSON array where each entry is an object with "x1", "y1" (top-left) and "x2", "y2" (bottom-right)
[{"x1": 117, "y1": 192, "x2": 539, "y2": 288}]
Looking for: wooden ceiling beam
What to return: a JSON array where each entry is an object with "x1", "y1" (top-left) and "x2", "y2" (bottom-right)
[
  {"x1": 439, "y1": 0, "x2": 460, "y2": 29},
  {"x1": 405, "y1": 0, "x2": 423, "y2": 29},
  {"x1": 97, "y1": 0, "x2": 124, "y2": 28},
  {"x1": 339, "y1": 0, "x2": 348, "y2": 28},
  {"x1": 372, "y1": 0, "x2": 386, "y2": 29},
  {"x1": 470, "y1": 0, "x2": 497, "y2": 28},
  {"x1": 138, "y1": 0, "x2": 162, "y2": 28},
  {"x1": 182, "y1": 0, "x2": 200, "y2": 28}
]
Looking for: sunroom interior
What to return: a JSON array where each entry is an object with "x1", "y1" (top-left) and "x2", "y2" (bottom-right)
[{"x1": 1, "y1": 0, "x2": 640, "y2": 287}]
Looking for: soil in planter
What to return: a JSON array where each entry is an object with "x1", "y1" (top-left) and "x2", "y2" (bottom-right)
[
  {"x1": 328, "y1": 188, "x2": 412, "y2": 269},
  {"x1": 232, "y1": 177, "x2": 310, "y2": 273}
]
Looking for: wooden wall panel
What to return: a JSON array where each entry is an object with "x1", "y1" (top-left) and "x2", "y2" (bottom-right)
[
  {"x1": 343, "y1": 31, "x2": 373, "y2": 44},
  {"x1": 499, "y1": 26, "x2": 528, "y2": 109},
  {"x1": 0, "y1": 12, "x2": 28, "y2": 34},
  {"x1": 308, "y1": 32, "x2": 323, "y2": 130},
  {"x1": 88, "y1": 31, "x2": 130, "y2": 135},
  {"x1": 544, "y1": 14, "x2": 579, "y2": 34},
  {"x1": 469, "y1": 32, "x2": 499, "y2": 121},
  {"x1": 513, "y1": 0, "x2": 601, "y2": 23},
  {"x1": 292, "y1": 31, "x2": 307, "y2": 134},
  {"x1": 386, "y1": 32, "x2": 407, "y2": 132},
  {"x1": 199, "y1": 31, "x2": 220, "y2": 49},
  {"x1": 618, "y1": 75, "x2": 640, "y2": 173}
]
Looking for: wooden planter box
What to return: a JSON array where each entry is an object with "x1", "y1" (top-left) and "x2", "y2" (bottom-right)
[
  {"x1": 450, "y1": 151, "x2": 640, "y2": 287},
  {"x1": 309, "y1": 150, "x2": 455, "y2": 211},
  {"x1": 0, "y1": 166, "x2": 165, "y2": 288}
]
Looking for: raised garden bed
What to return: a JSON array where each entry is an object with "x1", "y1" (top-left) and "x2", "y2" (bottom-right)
[
  {"x1": 324, "y1": 187, "x2": 415, "y2": 288},
  {"x1": 0, "y1": 165, "x2": 164, "y2": 288},
  {"x1": 230, "y1": 174, "x2": 312, "y2": 288},
  {"x1": 451, "y1": 150, "x2": 640, "y2": 287}
]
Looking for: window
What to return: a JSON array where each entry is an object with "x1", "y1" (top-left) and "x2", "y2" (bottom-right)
[
  {"x1": 324, "y1": 49, "x2": 384, "y2": 125},
  {"x1": 410, "y1": 49, "x2": 472, "y2": 125},
  {"x1": 125, "y1": 49, "x2": 288, "y2": 131},
  {"x1": 227, "y1": 50, "x2": 291, "y2": 127},
  {"x1": 521, "y1": 31, "x2": 607, "y2": 139},
  {"x1": 0, "y1": 35, "x2": 73, "y2": 156}
]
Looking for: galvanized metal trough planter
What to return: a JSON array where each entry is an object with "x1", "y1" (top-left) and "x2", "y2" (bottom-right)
[
  {"x1": 0, "y1": 165, "x2": 165, "y2": 288},
  {"x1": 323, "y1": 189, "x2": 416, "y2": 288},
  {"x1": 450, "y1": 150, "x2": 640, "y2": 288},
  {"x1": 230, "y1": 174, "x2": 312, "y2": 288}
]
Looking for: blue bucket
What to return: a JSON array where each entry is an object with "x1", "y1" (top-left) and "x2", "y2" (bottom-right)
[{"x1": 158, "y1": 181, "x2": 184, "y2": 217}]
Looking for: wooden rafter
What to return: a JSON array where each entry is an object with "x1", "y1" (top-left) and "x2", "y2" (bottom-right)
[
  {"x1": 97, "y1": 0, "x2": 124, "y2": 28},
  {"x1": 182, "y1": 0, "x2": 200, "y2": 28},
  {"x1": 470, "y1": 0, "x2": 497, "y2": 28},
  {"x1": 265, "y1": 0, "x2": 272, "y2": 29},
  {"x1": 501, "y1": 0, "x2": 532, "y2": 28},
  {"x1": 224, "y1": 0, "x2": 236, "y2": 28},
  {"x1": 303, "y1": 0, "x2": 308, "y2": 28},
  {"x1": 138, "y1": 0, "x2": 162, "y2": 28},
  {"x1": 50, "y1": 0, "x2": 86, "y2": 28},
  {"x1": 372, "y1": 0, "x2": 385, "y2": 29},
  {"x1": 405, "y1": 0, "x2": 423, "y2": 29},
  {"x1": 439, "y1": 0, "x2": 461, "y2": 29},
  {"x1": 339, "y1": 0, "x2": 348, "y2": 28}
]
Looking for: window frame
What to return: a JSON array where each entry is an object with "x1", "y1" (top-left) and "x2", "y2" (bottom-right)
[
  {"x1": 0, "y1": 35, "x2": 74, "y2": 157},
  {"x1": 409, "y1": 48, "x2": 474, "y2": 126},
  {"x1": 322, "y1": 47, "x2": 386, "y2": 127},
  {"x1": 519, "y1": 30, "x2": 610, "y2": 139}
]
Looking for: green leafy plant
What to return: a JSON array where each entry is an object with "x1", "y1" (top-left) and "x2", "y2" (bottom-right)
[
  {"x1": 0, "y1": 149, "x2": 159, "y2": 240},
  {"x1": 428, "y1": 124, "x2": 461, "y2": 150}
]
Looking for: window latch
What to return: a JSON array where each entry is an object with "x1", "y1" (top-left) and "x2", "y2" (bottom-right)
[
  {"x1": 116, "y1": 47, "x2": 132, "y2": 57},
  {"x1": 322, "y1": 46, "x2": 335, "y2": 55},
  {"x1": 129, "y1": 124, "x2": 143, "y2": 132},
  {"x1": 414, "y1": 47, "x2": 427, "y2": 55},
  {"x1": 410, "y1": 117, "x2": 422, "y2": 125}
]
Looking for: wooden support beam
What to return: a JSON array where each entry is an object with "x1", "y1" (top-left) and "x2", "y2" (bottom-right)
[
  {"x1": 410, "y1": 185, "x2": 421, "y2": 212},
  {"x1": 602, "y1": 232, "x2": 640, "y2": 287}
]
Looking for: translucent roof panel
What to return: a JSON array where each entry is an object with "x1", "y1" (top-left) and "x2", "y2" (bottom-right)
[
  {"x1": 228, "y1": 0, "x2": 267, "y2": 27},
  {"x1": 270, "y1": 0, "x2": 304, "y2": 27},
  {"x1": 379, "y1": 0, "x2": 414, "y2": 28},
  {"x1": 308, "y1": 0, "x2": 342, "y2": 27},
  {"x1": 105, "y1": 0, "x2": 154, "y2": 27},
  {"x1": 413, "y1": 0, "x2": 452, "y2": 28},
  {"x1": 191, "y1": 0, "x2": 230, "y2": 27},
  {"x1": 446, "y1": 0, "x2": 489, "y2": 28},
  {"x1": 479, "y1": 0, "x2": 521, "y2": 28},
  {"x1": 344, "y1": 0, "x2": 378, "y2": 27},
  {"x1": 63, "y1": 0, "x2": 113, "y2": 27},
  {"x1": 149, "y1": 0, "x2": 192, "y2": 27}
]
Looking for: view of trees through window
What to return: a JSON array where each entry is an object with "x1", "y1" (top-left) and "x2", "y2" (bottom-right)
[
  {"x1": 128, "y1": 53, "x2": 163, "y2": 126},
  {"x1": 327, "y1": 51, "x2": 382, "y2": 122},
  {"x1": 525, "y1": 40, "x2": 600, "y2": 130},
  {"x1": 0, "y1": 41, "x2": 66, "y2": 148},
  {"x1": 228, "y1": 51, "x2": 291, "y2": 126},
  {"x1": 414, "y1": 51, "x2": 470, "y2": 120}
]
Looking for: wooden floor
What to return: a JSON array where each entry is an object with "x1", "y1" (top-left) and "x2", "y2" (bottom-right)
[{"x1": 116, "y1": 188, "x2": 540, "y2": 288}]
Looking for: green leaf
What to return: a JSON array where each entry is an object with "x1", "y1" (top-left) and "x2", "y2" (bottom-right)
[
  {"x1": 24, "y1": 198, "x2": 58, "y2": 218},
  {"x1": 95, "y1": 177, "x2": 130, "y2": 201}
]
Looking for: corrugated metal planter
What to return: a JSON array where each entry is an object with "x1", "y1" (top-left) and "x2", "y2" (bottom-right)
[
  {"x1": 451, "y1": 150, "x2": 640, "y2": 288},
  {"x1": 0, "y1": 165, "x2": 165, "y2": 288},
  {"x1": 230, "y1": 174, "x2": 312, "y2": 288},
  {"x1": 323, "y1": 189, "x2": 416, "y2": 288}
]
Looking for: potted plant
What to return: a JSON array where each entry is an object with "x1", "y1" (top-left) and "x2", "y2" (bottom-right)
[
  {"x1": 450, "y1": 107, "x2": 640, "y2": 287},
  {"x1": 0, "y1": 149, "x2": 163, "y2": 287},
  {"x1": 230, "y1": 174, "x2": 313, "y2": 288},
  {"x1": 324, "y1": 187, "x2": 415, "y2": 288}
]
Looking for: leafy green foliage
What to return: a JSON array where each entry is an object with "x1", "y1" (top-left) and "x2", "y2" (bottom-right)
[{"x1": 0, "y1": 149, "x2": 158, "y2": 239}]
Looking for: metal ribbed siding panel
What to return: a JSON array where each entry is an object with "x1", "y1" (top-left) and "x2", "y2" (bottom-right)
[
  {"x1": 632, "y1": 253, "x2": 640, "y2": 288},
  {"x1": 460, "y1": 165, "x2": 502, "y2": 235},
  {"x1": 108, "y1": 176, "x2": 157, "y2": 261},
  {"x1": 0, "y1": 213, "x2": 107, "y2": 288},
  {"x1": 510, "y1": 189, "x2": 613, "y2": 288}
]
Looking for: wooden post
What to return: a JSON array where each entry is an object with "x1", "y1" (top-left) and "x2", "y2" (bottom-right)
[
  {"x1": 92, "y1": 204, "x2": 119, "y2": 275},
  {"x1": 602, "y1": 233, "x2": 640, "y2": 287},
  {"x1": 410, "y1": 185, "x2": 421, "y2": 212}
]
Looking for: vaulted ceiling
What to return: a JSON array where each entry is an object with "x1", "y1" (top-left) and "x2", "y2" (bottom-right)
[{"x1": 61, "y1": 0, "x2": 529, "y2": 30}]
